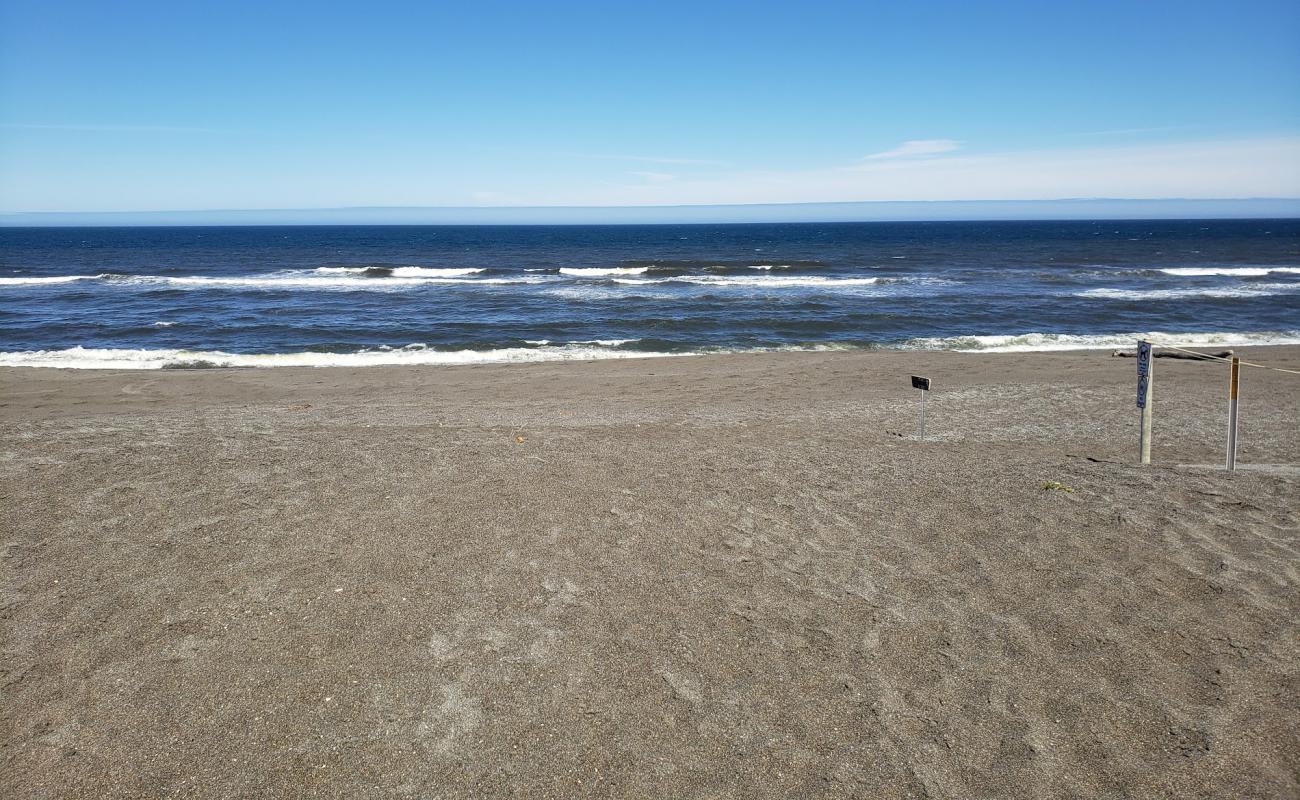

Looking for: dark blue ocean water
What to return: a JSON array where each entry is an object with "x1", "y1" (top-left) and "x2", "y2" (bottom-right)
[{"x1": 1, "y1": 220, "x2": 1298, "y2": 367}]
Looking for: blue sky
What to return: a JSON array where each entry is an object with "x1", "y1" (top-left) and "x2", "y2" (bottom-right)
[{"x1": 1, "y1": 0, "x2": 1298, "y2": 217}]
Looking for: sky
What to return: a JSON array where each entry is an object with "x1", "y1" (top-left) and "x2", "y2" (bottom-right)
[{"x1": 1, "y1": 0, "x2": 1299, "y2": 221}]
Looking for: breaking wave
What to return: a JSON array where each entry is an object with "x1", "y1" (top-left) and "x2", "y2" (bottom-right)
[
  {"x1": 1078, "y1": 284, "x2": 1299, "y2": 300},
  {"x1": 4, "y1": 330, "x2": 1297, "y2": 368},
  {"x1": 559, "y1": 267, "x2": 650, "y2": 277},
  {"x1": 311, "y1": 266, "x2": 485, "y2": 278},
  {"x1": 0, "y1": 275, "x2": 99, "y2": 285},
  {"x1": 1, "y1": 268, "x2": 929, "y2": 293},
  {"x1": 0, "y1": 342, "x2": 680, "y2": 370},
  {"x1": 612, "y1": 275, "x2": 886, "y2": 288},
  {"x1": 1157, "y1": 266, "x2": 1300, "y2": 277},
  {"x1": 0, "y1": 271, "x2": 538, "y2": 290},
  {"x1": 902, "y1": 331, "x2": 1300, "y2": 352}
]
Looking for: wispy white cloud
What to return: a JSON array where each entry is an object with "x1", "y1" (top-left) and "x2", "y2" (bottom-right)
[
  {"x1": 0, "y1": 122, "x2": 223, "y2": 133},
  {"x1": 6, "y1": 134, "x2": 1296, "y2": 213},
  {"x1": 569, "y1": 152, "x2": 729, "y2": 166},
  {"x1": 864, "y1": 139, "x2": 961, "y2": 160},
  {"x1": 562, "y1": 136, "x2": 1300, "y2": 206},
  {"x1": 629, "y1": 171, "x2": 676, "y2": 183},
  {"x1": 1073, "y1": 125, "x2": 1195, "y2": 137}
]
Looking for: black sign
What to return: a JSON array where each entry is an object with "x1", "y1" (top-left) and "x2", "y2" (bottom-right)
[
  {"x1": 911, "y1": 375, "x2": 931, "y2": 391},
  {"x1": 1136, "y1": 342, "x2": 1151, "y2": 409}
]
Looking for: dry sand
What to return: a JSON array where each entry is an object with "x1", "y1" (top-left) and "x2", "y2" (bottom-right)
[{"x1": 2, "y1": 347, "x2": 1298, "y2": 798}]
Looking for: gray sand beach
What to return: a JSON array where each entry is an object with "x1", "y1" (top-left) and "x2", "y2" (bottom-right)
[{"x1": 2, "y1": 348, "x2": 1298, "y2": 798}]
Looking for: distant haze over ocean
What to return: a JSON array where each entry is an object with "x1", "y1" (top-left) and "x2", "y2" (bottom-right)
[{"x1": 3, "y1": 198, "x2": 1298, "y2": 227}]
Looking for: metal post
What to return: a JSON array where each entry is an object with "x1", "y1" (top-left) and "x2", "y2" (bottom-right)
[
  {"x1": 1139, "y1": 381, "x2": 1153, "y2": 464},
  {"x1": 1227, "y1": 357, "x2": 1240, "y2": 471},
  {"x1": 918, "y1": 389, "x2": 927, "y2": 440},
  {"x1": 1138, "y1": 341, "x2": 1154, "y2": 465}
]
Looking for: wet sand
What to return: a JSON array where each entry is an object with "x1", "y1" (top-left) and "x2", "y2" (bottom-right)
[{"x1": 2, "y1": 347, "x2": 1298, "y2": 798}]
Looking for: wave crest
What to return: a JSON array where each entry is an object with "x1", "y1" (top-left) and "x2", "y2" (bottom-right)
[
  {"x1": 0, "y1": 343, "x2": 680, "y2": 370},
  {"x1": 559, "y1": 267, "x2": 649, "y2": 277},
  {"x1": 312, "y1": 266, "x2": 485, "y2": 278},
  {"x1": 902, "y1": 331, "x2": 1300, "y2": 352},
  {"x1": 1158, "y1": 266, "x2": 1300, "y2": 277},
  {"x1": 613, "y1": 275, "x2": 885, "y2": 288},
  {"x1": 1079, "y1": 284, "x2": 1298, "y2": 300},
  {"x1": 0, "y1": 275, "x2": 98, "y2": 285},
  {"x1": 4, "y1": 330, "x2": 1297, "y2": 368}
]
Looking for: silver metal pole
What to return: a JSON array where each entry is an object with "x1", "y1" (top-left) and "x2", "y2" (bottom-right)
[{"x1": 918, "y1": 389, "x2": 927, "y2": 441}]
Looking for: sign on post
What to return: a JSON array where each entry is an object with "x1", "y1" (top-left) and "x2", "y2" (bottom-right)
[
  {"x1": 1136, "y1": 341, "x2": 1153, "y2": 464},
  {"x1": 1136, "y1": 342, "x2": 1151, "y2": 409},
  {"x1": 911, "y1": 375, "x2": 931, "y2": 440}
]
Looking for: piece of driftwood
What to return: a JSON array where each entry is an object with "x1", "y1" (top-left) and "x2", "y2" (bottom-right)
[{"x1": 1111, "y1": 349, "x2": 1233, "y2": 360}]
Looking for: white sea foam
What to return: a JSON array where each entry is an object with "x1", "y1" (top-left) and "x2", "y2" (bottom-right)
[
  {"x1": 559, "y1": 267, "x2": 650, "y2": 277},
  {"x1": 524, "y1": 338, "x2": 633, "y2": 346},
  {"x1": 310, "y1": 267, "x2": 380, "y2": 275},
  {"x1": 2, "y1": 270, "x2": 526, "y2": 290},
  {"x1": 1157, "y1": 266, "x2": 1300, "y2": 277},
  {"x1": 312, "y1": 266, "x2": 485, "y2": 277},
  {"x1": 0, "y1": 275, "x2": 99, "y2": 285},
  {"x1": 138, "y1": 274, "x2": 530, "y2": 289},
  {"x1": 612, "y1": 275, "x2": 883, "y2": 288},
  {"x1": 8, "y1": 330, "x2": 1297, "y2": 368},
  {"x1": 569, "y1": 338, "x2": 638, "y2": 346},
  {"x1": 0, "y1": 343, "x2": 684, "y2": 370},
  {"x1": 902, "y1": 331, "x2": 1300, "y2": 352},
  {"x1": 542, "y1": 285, "x2": 627, "y2": 300},
  {"x1": 1079, "y1": 284, "x2": 1297, "y2": 300},
  {"x1": 163, "y1": 276, "x2": 516, "y2": 288},
  {"x1": 1, "y1": 269, "x2": 886, "y2": 290},
  {"x1": 387, "y1": 267, "x2": 486, "y2": 277},
  {"x1": 687, "y1": 275, "x2": 881, "y2": 287},
  {"x1": 151, "y1": 321, "x2": 177, "y2": 328}
]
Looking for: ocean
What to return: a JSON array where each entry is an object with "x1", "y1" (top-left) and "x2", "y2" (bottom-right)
[{"x1": 1, "y1": 219, "x2": 1298, "y2": 368}]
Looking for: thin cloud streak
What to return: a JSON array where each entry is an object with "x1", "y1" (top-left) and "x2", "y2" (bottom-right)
[
  {"x1": 1, "y1": 122, "x2": 225, "y2": 134},
  {"x1": 629, "y1": 171, "x2": 676, "y2": 183},
  {"x1": 547, "y1": 136, "x2": 1300, "y2": 206},
  {"x1": 864, "y1": 139, "x2": 961, "y2": 160},
  {"x1": 4, "y1": 136, "x2": 1295, "y2": 213},
  {"x1": 1073, "y1": 125, "x2": 1197, "y2": 137},
  {"x1": 567, "y1": 152, "x2": 730, "y2": 166}
]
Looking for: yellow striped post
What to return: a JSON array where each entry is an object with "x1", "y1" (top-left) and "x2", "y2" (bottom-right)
[{"x1": 1227, "y1": 357, "x2": 1240, "y2": 471}]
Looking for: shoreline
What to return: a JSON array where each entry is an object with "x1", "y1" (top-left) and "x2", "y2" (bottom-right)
[
  {"x1": 5, "y1": 347, "x2": 1300, "y2": 461},
  {"x1": 2, "y1": 333, "x2": 1300, "y2": 371}
]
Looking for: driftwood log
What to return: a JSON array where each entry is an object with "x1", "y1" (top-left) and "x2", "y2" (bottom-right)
[{"x1": 1111, "y1": 349, "x2": 1233, "y2": 360}]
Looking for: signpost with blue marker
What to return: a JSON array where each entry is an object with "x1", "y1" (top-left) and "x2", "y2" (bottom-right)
[{"x1": 1136, "y1": 341, "x2": 1153, "y2": 464}]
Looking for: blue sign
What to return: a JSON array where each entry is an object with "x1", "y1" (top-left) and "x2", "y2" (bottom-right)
[{"x1": 1136, "y1": 342, "x2": 1152, "y2": 408}]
